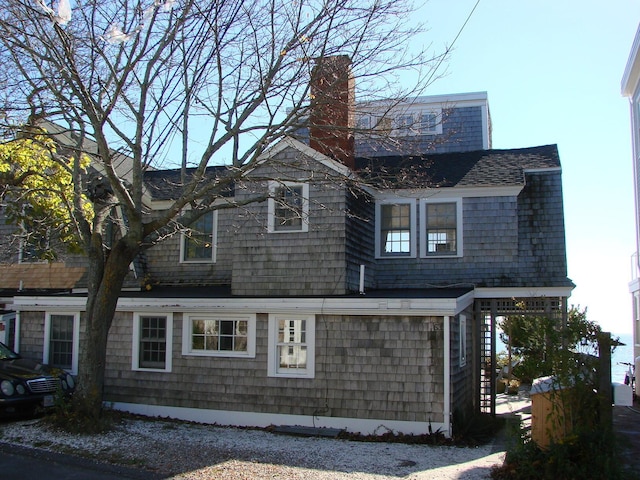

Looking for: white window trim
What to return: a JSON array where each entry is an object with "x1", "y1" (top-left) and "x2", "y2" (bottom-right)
[
  {"x1": 267, "y1": 181, "x2": 309, "y2": 233},
  {"x1": 375, "y1": 199, "x2": 417, "y2": 259},
  {"x1": 179, "y1": 211, "x2": 218, "y2": 264},
  {"x1": 132, "y1": 312, "x2": 173, "y2": 372},
  {"x1": 459, "y1": 315, "x2": 467, "y2": 367},
  {"x1": 267, "y1": 314, "x2": 315, "y2": 378},
  {"x1": 420, "y1": 198, "x2": 463, "y2": 258},
  {"x1": 43, "y1": 312, "x2": 80, "y2": 375},
  {"x1": 182, "y1": 314, "x2": 256, "y2": 358}
]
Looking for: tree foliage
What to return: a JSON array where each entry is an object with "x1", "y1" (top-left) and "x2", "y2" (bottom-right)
[
  {"x1": 499, "y1": 306, "x2": 602, "y2": 383},
  {"x1": 0, "y1": 133, "x2": 92, "y2": 258}
]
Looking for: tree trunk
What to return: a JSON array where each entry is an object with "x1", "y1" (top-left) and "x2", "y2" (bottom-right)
[{"x1": 76, "y1": 235, "x2": 139, "y2": 419}]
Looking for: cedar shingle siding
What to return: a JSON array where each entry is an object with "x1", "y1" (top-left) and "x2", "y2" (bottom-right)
[{"x1": 104, "y1": 313, "x2": 446, "y2": 424}]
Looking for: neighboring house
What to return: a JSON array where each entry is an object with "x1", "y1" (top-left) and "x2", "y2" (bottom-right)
[
  {"x1": 622, "y1": 23, "x2": 640, "y2": 392},
  {"x1": 1, "y1": 59, "x2": 573, "y2": 436}
]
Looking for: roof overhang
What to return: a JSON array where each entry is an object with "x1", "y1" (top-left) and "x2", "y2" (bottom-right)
[
  {"x1": 474, "y1": 286, "x2": 574, "y2": 299},
  {"x1": 11, "y1": 286, "x2": 573, "y2": 316},
  {"x1": 622, "y1": 24, "x2": 640, "y2": 97},
  {"x1": 376, "y1": 185, "x2": 524, "y2": 200},
  {"x1": 11, "y1": 290, "x2": 476, "y2": 317}
]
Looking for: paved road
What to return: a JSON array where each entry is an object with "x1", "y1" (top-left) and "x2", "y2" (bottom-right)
[{"x1": 0, "y1": 441, "x2": 162, "y2": 480}]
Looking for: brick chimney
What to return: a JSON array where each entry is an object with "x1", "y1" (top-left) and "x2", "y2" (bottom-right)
[{"x1": 309, "y1": 55, "x2": 355, "y2": 169}]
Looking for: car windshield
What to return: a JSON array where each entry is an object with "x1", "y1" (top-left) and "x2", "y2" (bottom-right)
[{"x1": 0, "y1": 342, "x2": 20, "y2": 360}]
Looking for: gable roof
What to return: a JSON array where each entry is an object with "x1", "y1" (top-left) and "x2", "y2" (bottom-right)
[{"x1": 355, "y1": 144, "x2": 560, "y2": 189}]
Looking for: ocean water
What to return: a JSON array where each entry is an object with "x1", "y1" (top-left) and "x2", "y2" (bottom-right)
[
  {"x1": 496, "y1": 332, "x2": 636, "y2": 384},
  {"x1": 612, "y1": 332, "x2": 635, "y2": 384}
]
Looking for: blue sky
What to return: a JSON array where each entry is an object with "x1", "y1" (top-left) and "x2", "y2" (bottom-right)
[{"x1": 416, "y1": 1, "x2": 640, "y2": 333}]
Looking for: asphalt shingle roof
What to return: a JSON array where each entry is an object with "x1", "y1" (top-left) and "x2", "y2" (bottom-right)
[
  {"x1": 354, "y1": 144, "x2": 560, "y2": 188},
  {"x1": 143, "y1": 144, "x2": 561, "y2": 199},
  {"x1": 144, "y1": 166, "x2": 232, "y2": 201}
]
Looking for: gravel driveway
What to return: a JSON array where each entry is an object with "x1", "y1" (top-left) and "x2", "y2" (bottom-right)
[{"x1": 0, "y1": 415, "x2": 506, "y2": 479}]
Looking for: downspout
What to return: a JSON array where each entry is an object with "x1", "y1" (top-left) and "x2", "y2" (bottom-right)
[
  {"x1": 14, "y1": 310, "x2": 21, "y2": 353},
  {"x1": 444, "y1": 315, "x2": 451, "y2": 437}
]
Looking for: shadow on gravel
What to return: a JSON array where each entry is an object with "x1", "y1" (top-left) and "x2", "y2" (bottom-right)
[{"x1": 0, "y1": 411, "x2": 511, "y2": 479}]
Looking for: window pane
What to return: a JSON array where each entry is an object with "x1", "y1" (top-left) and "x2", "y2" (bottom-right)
[
  {"x1": 276, "y1": 319, "x2": 307, "y2": 370},
  {"x1": 49, "y1": 315, "x2": 74, "y2": 369},
  {"x1": 274, "y1": 186, "x2": 304, "y2": 231},
  {"x1": 139, "y1": 316, "x2": 166, "y2": 369},
  {"x1": 183, "y1": 214, "x2": 213, "y2": 261},
  {"x1": 426, "y1": 203, "x2": 457, "y2": 255},
  {"x1": 420, "y1": 112, "x2": 437, "y2": 132},
  {"x1": 190, "y1": 318, "x2": 248, "y2": 353},
  {"x1": 381, "y1": 204, "x2": 411, "y2": 254}
]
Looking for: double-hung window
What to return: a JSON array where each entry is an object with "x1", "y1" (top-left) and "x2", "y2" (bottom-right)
[
  {"x1": 421, "y1": 200, "x2": 462, "y2": 257},
  {"x1": 376, "y1": 200, "x2": 416, "y2": 258},
  {"x1": 44, "y1": 313, "x2": 79, "y2": 374},
  {"x1": 395, "y1": 114, "x2": 415, "y2": 135},
  {"x1": 419, "y1": 111, "x2": 439, "y2": 134},
  {"x1": 267, "y1": 314, "x2": 315, "y2": 378},
  {"x1": 132, "y1": 313, "x2": 173, "y2": 372},
  {"x1": 268, "y1": 182, "x2": 309, "y2": 233},
  {"x1": 183, "y1": 314, "x2": 256, "y2": 358},
  {"x1": 181, "y1": 212, "x2": 217, "y2": 263}
]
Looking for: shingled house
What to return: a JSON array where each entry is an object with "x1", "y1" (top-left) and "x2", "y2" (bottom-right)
[{"x1": 2, "y1": 59, "x2": 573, "y2": 435}]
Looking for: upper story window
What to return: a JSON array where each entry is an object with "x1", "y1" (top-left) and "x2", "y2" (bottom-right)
[
  {"x1": 394, "y1": 109, "x2": 442, "y2": 136},
  {"x1": 182, "y1": 314, "x2": 256, "y2": 358},
  {"x1": 421, "y1": 199, "x2": 463, "y2": 257},
  {"x1": 132, "y1": 313, "x2": 173, "y2": 372},
  {"x1": 267, "y1": 314, "x2": 315, "y2": 378},
  {"x1": 19, "y1": 230, "x2": 50, "y2": 263},
  {"x1": 181, "y1": 211, "x2": 217, "y2": 263},
  {"x1": 356, "y1": 116, "x2": 371, "y2": 130},
  {"x1": 268, "y1": 181, "x2": 309, "y2": 233},
  {"x1": 419, "y1": 112, "x2": 438, "y2": 134},
  {"x1": 376, "y1": 200, "x2": 416, "y2": 258}
]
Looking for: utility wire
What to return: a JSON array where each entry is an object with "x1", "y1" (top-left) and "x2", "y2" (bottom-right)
[{"x1": 426, "y1": 0, "x2": 482, "y2": 85}]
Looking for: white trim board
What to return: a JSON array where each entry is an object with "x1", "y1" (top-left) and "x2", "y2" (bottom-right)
[
  {"x1": 109, "y1": 402, "x2": 449, "y2": 437},
  {"x1": 11, "y1": 294, "x2": 475, "y2": 317}
]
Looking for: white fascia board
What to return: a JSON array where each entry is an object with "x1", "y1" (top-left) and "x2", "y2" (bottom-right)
[
  {"x1": 622, "y1": 23, "x2": 640, "y2": 97},
  {"x1": 524, "y1": 167, "x2": 562, "y2": 174},
  {"x1": 474, "y1": 286, "x2": 574, "y2": 299},
  {"x1": 13, "y1": 294, "x2": 469, "y2": 317},
  {"x1": 358, "y1": 92, "x2": 488, "y2": 110},
  {"x1": 255, "y1": 136, "x2": 354, "y2": 178},
  {"x1": 482, "y1": 104, "x2": 490, "y2": 149},
  {"x1": 12, "y1": 296, "x2": 87, "y2": 311},
  {"x1": 629, "y1": 278, "x2": 640, "y2": 294},
  {"x1": 375, "y1": 185, "x2": 523, "y2": 200}
]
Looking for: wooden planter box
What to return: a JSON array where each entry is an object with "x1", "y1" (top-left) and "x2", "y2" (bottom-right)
[{"x1": 530, "y1": 376, "x2": 573, "y2": 448}]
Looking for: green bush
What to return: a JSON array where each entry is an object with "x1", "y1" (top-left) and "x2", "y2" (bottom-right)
[{"x1": 491, "y1": 426, "x2": 624, "y2": 480}]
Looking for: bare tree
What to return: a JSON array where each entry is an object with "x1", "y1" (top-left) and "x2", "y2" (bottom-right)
[{"x1": 0, "y1": 0, "x2": 442, "y2": 419}]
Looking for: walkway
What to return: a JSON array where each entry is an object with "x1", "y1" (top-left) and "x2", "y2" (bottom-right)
[{"x1": 613, "y1": 397, "x2": 640, "y2": 476}]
